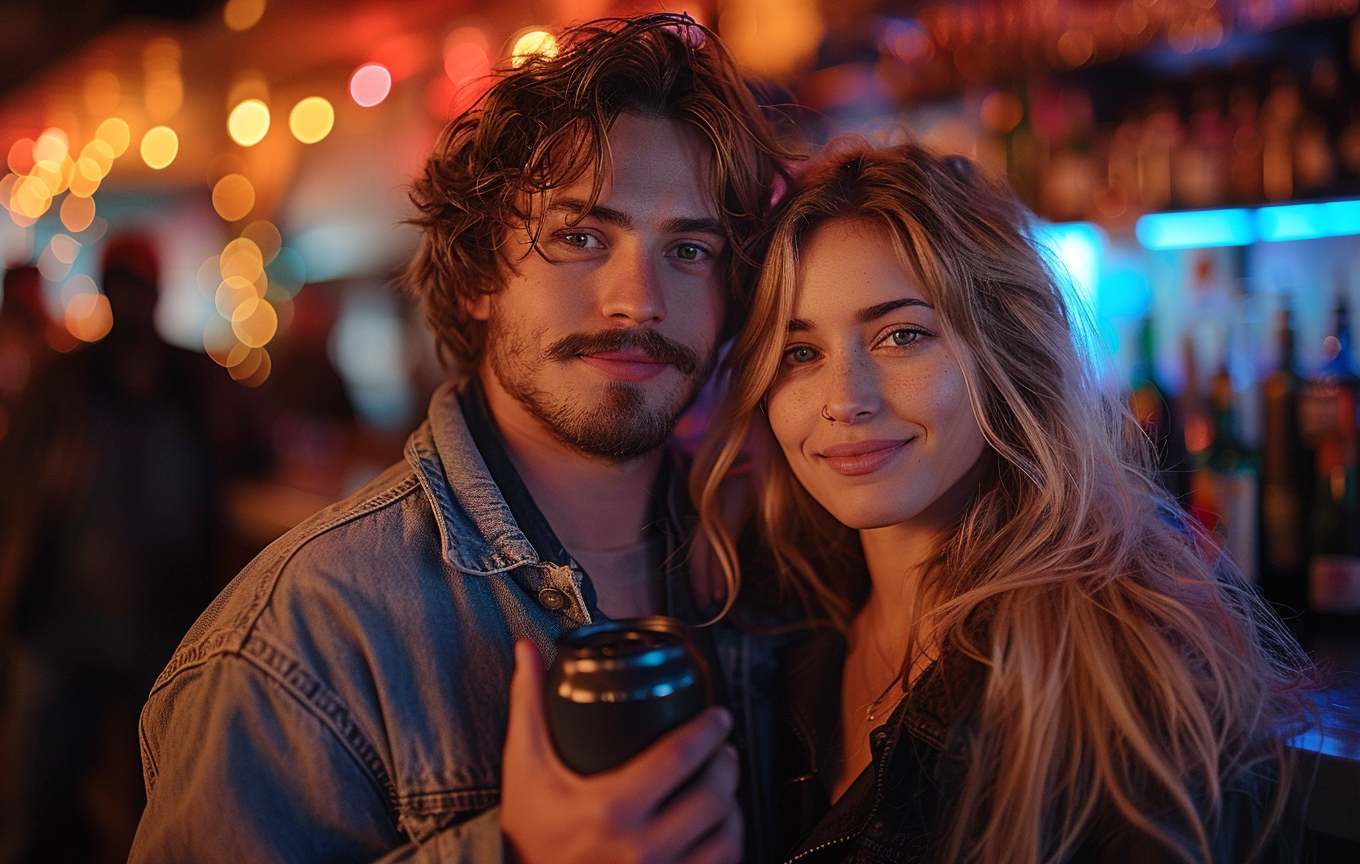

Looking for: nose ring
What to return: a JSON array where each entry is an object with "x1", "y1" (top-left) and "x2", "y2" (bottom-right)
[{"x1": 821, "y1": 406, "x2": 835, "y2": 423}]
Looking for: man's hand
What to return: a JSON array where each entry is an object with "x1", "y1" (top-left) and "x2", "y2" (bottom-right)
[{"x1": 500, "y1": 640, "x2": 743, "y2": 864}]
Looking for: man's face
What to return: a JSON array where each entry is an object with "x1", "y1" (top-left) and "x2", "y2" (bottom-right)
[{"x1": 473, "y1": 113, "x2": 726, "y2": 461}]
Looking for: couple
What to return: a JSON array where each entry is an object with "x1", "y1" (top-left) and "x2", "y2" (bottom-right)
[{"x1": 129, "y1": 14, "x2": 1311, "y2": 864}]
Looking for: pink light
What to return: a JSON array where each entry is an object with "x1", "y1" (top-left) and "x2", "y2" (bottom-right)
[{"x1": 349, "y1": 63, "x2": 392, "y2": 107}]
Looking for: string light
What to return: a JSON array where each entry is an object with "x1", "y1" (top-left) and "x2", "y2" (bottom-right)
[
  {"x1": 349, "y1": 63, "x2": 392, "y2": 106},
  {"x1": 228, "y1": 99, "x2": 271, "y2": 146},
  {"x1": 288, "y1": 97, "x2": 334, "y2": 143},
  {"x1": 140, "y1": 126, "x2": 179, "y2": 169}
]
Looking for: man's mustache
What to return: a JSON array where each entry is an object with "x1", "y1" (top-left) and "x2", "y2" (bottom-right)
[{"x1": 545, "y1": 328, "x2": 701, "y2": 376}]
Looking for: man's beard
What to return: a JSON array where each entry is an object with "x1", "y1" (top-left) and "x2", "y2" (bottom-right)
[{"x1": 486, "y1": 317, "x2": 712, "y2": 461}]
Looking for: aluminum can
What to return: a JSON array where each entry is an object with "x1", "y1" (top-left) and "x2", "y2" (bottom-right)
[{"x1": 545, "y1": 616, "x2": 712, "y2": 775}]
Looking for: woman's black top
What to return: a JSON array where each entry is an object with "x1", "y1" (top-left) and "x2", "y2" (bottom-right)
[{"x1": 768, "y1": 626, "x2": 1304, "y2": 864}]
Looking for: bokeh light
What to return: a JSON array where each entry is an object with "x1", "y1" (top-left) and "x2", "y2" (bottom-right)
[
  {"x1": 140, "y1": 126, "x2": 179, "y2": 169},
  {"x1": 69, "y1": 164, "x2": 101, "y2": 197},
  {"x1": 50, "y1": 234, "x2": 80, "y2": 265},
  {"x1": 7, "y1": 138, "x2": 35, "y2": 175},
  {"x1": 349, "y1": 63, "x2": 392, "y2": 107},
  {"x1": 204, "y1": 315, "x2": 239, "y2": 365},
  {"x1": 65, "y1": 292, "x2": 113, "y2": 342},
  {"x1": 60, "y1": 194, "x2": 96, "y2": 232},
  {"x1": 980, "y1": 91, "x2": 1025, "y2": 134},
  {"x1": 288, "y1": 96, "x2": 334, "y2": 144},
  {"x1": 220, "y1": 237, "x2": 265, "y2": 283},
  {"x1": 241, "y1": 220, "x2": 282, "y2": 263},
  {"x1": 264, "y1": 246, "x2": 306, "y2": 295},
  {"x1": 228, "y1": 99, "x2": 271, "y2": 146},
  {"x1": 0, "y1": 174, "x2": 17, "y2": 210},
  {"x1": 216, "y1": 275, "x2": 258, "y2": 318},
  {"x1": 212, "y1": 173, "x2": 256, "y2": 221},
  {"x1": 511, "y1": 29, "x2": 558, "y2": 67},
  {"x1": 33, "y1": 128, "x2": 69, "y2": 164},
  {"x1": 229, "y1": 346, "x2": 271, "y2": 385},
  {"x1": 31, "y1": 160, "x2": 65, "y2": 196},
  {"x1": 39, "y1": 242, "x2": 72, "y2": 281},
  {"x1": 231, "y1": 296, "x2": 278, "y2": 347},
  {"x1": 80, "y1": 139, "x2": 115, "y2": 177},
  {"x1": 143, "y1": 38, "x2": 184, "y2": 120},
  {"x1": 12, "y1": 175, "x2": 52, "y2": 220},
  {"x1": 95, "y1": 117, "x2": 131, "y2": 157},
  {"x1": 224, "y1": 0, "x2": 267, "y2": 32}
]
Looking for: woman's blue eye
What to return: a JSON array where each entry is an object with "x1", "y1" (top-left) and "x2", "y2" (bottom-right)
[
  {"x1": 888, "y1": 328, "x2": 921, "y2": 347},
  {"x1": 786, "y1": 346, "x2": 817, "y2": 364}
]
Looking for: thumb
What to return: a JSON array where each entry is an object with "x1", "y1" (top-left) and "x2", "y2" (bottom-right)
[{"x1": 505, "y1": 639, "x2": 551, "y2": 764}]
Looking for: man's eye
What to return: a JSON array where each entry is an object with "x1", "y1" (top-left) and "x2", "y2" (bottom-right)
[
  {"x1": 561, "y1": 232, "x2": 598, "y2": 248},
  {"x1": 672, "y1": 243, "x2": 707, "y2": 261}
]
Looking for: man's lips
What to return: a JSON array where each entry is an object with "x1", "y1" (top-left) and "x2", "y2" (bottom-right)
[
  {"x1": 578, "y1": 351, "x2": 671, "y2": 382},
  {"x1": 819, "y1": 438, "x2": 912, "y2": 476}
]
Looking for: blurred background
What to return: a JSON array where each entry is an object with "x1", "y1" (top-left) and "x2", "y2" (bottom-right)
[{"x1": 1, "y1": 0, "x2": 1360, "y2": 861}]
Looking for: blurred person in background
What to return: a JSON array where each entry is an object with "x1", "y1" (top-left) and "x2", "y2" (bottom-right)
[
  {"x1": 0, "y1": 266, "x2": 55, "y2": 444},
  {"x1": 130, "y1": 14, "x2": 798, "y2": 864},
  {"x1": 0, "y1": 236, "x2": 271, "y2": 864}
]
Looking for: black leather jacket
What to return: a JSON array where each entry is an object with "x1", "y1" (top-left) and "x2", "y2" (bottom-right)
[{"x1": 766, "y1": 626, "x2": 1305, "y2": 864}]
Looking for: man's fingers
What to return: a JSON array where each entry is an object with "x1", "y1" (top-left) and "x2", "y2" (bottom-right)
[
  {"x1": 610, "y1": 706, "x2": 732, "y2": 814},
  {"x1": 639, "y1": 743, "x2": 739, "y2": 859},
  {"x1": 504, "y1": 639, "x2": 551, "y2": 761},
  {"x1": 681, "y1": 809, "x2": 743, "y2": 864}
]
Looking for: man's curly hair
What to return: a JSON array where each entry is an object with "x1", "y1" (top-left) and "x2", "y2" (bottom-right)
[{"x1": 404, "y1": 13, "x2": 800, "y2": 372}]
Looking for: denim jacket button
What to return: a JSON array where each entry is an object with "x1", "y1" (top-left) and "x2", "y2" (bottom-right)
[{"x1": 537, "y1": 587, "x2": 567, "y2": 610}]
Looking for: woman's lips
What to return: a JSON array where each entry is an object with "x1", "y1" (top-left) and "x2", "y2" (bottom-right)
[
  {"x1": 578, "y1": 351, "x2": 670, "y2": 382},
  {"x1": 820, "y1": 438, "x2": 912, "y2": 476}
]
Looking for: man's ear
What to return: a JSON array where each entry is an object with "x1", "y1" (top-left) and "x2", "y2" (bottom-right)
[{"x1": 466, "y1": 292, "x2": 491, "y2": 321}]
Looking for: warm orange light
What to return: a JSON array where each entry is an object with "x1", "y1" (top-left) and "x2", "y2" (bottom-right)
[
  {"x1": 288, "y1": 97, "x2": 334, "y2": 144},
  {"x1": 231, "y1": 296, "x2": 278, "y2": 347},
  {"x1": 33, "y1": 128, "x2": 69, "y2": 164},
  {"x1": 241, "y1": 220, "x2": 281, "y2": 264},
  {"x1": 224, "y1": 0, "x2": 267, "y2": 32},
  {"x1": 228, "y1": 99, "x2": 271, "y2": 146},
  {"x1": 204, "y1": 316, "x2": 241, "y2": 366},
  {"x1": 0, "y1": 174, "x2": 16, "y2": 211},
  {"x1": 140, "y1": 126, "x2": 179, "y2": 169},
  {"x1": 980, "y1": 92, "x2": 1024, "y2": 134},
  {"x1": 511, "y1": 30, "x2": 558, "y2": 67},
  {"x1": 69, "y1": 164, "x2": 101, "y2": 197},
  {"x1": 95, "y1": 117, "x2": 131, "y2": 157},
  {"x1": 212, "y1": 173, "x2": 256, "y2": 221},
  {"x1": 7, "y1": 138, "x2": 35, "y2": 175},
  {"x1": 145, "y1": 73, "x2": 184, "y2": 120},
  {"x1": 80, "y1": 139, "x2": 115, "y2": 177},
  {"x1": 216, "y1": 275, "x2": 259, "y2": 318},
  {"x1": 60, "y1": 194, "x2": 96, "y2": 232},
  {"x1": 229, "y1": 346, "x2": 271, "y2": 385},
  {"x1": 220, "y1": 237, "x2": 265, "y2": 283},
  {"x1": 51, "y1": 234, "x2": 81, "y2": 265},
  {"x1": 65, "y1": 292, "x2": 113, "y2": 342},
  {"x1": 11, "y1": 175, "x2": 52, "y2": 219}
]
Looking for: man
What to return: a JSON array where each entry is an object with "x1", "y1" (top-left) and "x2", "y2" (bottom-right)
[{"x1": 130, "y1": 14, "x2": 796, "y2": 864}]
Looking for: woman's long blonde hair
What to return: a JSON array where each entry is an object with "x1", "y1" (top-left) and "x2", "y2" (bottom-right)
[{"x1": 693, "y1": 142, "x2": 1314, "y2": 864}]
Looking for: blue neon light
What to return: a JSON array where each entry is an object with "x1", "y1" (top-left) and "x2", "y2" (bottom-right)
[
  {"x1": 1136, "y1": 198, "x2": 1360, "y2": 249},
  {"x1": 1135, "y1": 209, "x2": 1254, "y2": 250}
]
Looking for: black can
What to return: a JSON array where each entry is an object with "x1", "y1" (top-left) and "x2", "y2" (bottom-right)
[{"x1": 546, "y1": 616, "x2": 712, "y2": 775}]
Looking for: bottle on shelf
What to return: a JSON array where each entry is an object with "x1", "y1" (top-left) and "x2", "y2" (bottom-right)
[
  {"x1": 1128, "y1": 316, "x2": 1186, "y2": 499},
  {"x1": 1191, "y1": 352, "x2": 1262, "y2": 584},
  {"x1": 1301, "y1": 292, "x2": 1360, "y2": 618},
  {"x1": 1260, "y1": 302, "x2": 1311, "y2": 611}
]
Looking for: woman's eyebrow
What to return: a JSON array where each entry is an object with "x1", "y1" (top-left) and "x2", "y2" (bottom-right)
[{"x1": 856, "y1": 298, "x2": 932, "y2": 323}]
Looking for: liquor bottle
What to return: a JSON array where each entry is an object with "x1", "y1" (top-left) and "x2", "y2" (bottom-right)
[
  {"x1": 1192, "y1": 360, "x2": 1262, "y2": 583},
  {"x1": 1260, "y1": 304, "x2": 1310, "y2": 610},
  {"x1": 1128, "y1": 317, "x2": 1186, "y2": 498},
  {"x1": 1302, "y1": 295, "x2": 1360, "y2": 618}
]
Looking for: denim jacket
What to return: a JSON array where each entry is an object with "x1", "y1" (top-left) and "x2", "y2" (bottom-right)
[{"x1": 130, "y1": 381, "x2": 784, "y2": 864}]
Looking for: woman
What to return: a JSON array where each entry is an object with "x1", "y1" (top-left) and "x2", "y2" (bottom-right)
[{"x1": 694, "y1": 143, "x2": 1314, "y2": 863}]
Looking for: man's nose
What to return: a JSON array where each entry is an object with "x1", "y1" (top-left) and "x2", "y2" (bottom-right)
[
  {"x1": 821, "y1": 351, "x2": 880, "y2": 425},
  {"x1": 598, "y1": 244, "x2": 666, "y2": 324}
]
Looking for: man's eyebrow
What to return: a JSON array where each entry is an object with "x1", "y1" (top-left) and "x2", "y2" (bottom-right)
[
  {"x1": 787, "y1": 298, "x2": 932, "y2": 333},
  {"x1": 547, "y1": 199, "x2": 724, "y2": 237},
  {"x1": 856, "y1": 298, "x2": 932, "y2": 323}
]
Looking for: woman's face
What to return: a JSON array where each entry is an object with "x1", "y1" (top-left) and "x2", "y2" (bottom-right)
[{"x1": 765, "y1": 218, "x2": 988, "y2": 533}]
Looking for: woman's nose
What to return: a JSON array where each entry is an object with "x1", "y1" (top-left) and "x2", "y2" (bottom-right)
[{"x1": 821, "y1": 352, "x2": 880, "y2": 425}]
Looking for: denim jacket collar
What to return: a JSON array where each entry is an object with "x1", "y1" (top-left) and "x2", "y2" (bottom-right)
[{"x1": 404, "y1": 380, "x2": 541, "y2": 577}]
